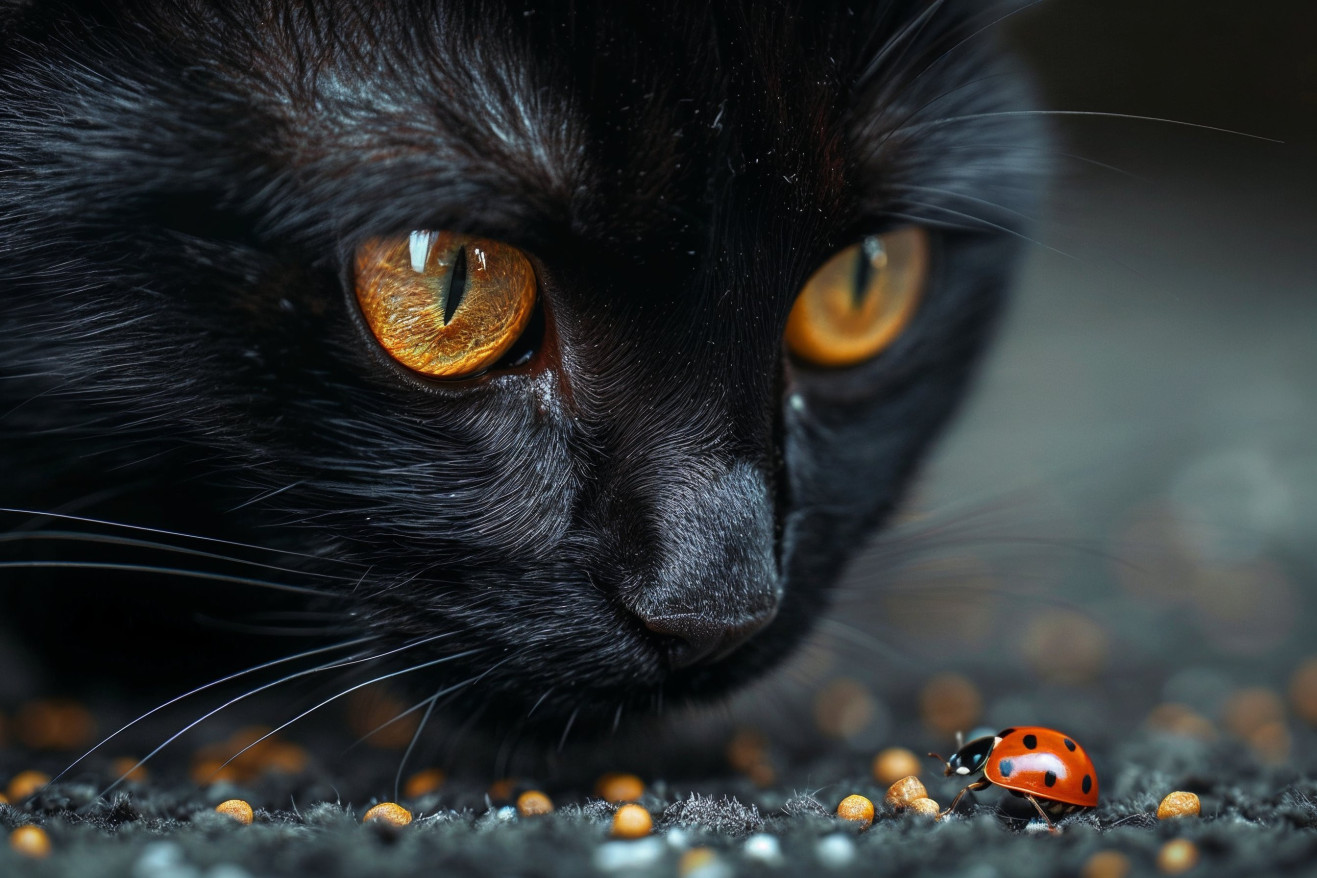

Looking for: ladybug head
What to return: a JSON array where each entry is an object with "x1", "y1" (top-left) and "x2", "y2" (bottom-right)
[{"x1": 928, "y1": 733, "x2": 1000, "y2": 778}]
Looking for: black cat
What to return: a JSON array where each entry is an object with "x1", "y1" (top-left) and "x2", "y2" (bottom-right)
[{"x1": 0, "y1": 0, "x2": 1042, "y2": 738}]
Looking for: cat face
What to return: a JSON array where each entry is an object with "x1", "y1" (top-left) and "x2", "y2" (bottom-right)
[{"x1": 0, "y1": 0, "x2": 1041, "y2": 732}]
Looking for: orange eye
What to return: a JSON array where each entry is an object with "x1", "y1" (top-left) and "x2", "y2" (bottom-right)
[
  {"x1": 354, "y1": 231, "x2": 537, "y2": 378},
  {"x1": 784, "y1": 226, "x2": 929, "y2": 367}
]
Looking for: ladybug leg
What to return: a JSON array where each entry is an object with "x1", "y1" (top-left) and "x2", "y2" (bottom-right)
[
  {"x1": 1021, "y1": 793, "x2": 1059, "y2": 833},
  {"x1": 940, "y1": 779, "x2": 992, "y2": 819}
]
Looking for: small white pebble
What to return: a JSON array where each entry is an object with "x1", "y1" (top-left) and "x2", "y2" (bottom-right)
[
  {"x1": 665, "y1": 828, "x2": 692, "y2": 849},
  {"x1": 594, "y1": 838, "x2": 666, "y2": 871},
  {"x1": 743, "y1": 833, "x2": 783, "y2": 865},
  {"x1": 815, "y1": 833, "x2": 856, "y2": 868},
  {"x1": 1024, "y1": 820, "x2": 1055, "y2": 834},
  {"x1": 496, "y1": 806, "x2": 517, "y2": 821},
  {"x1": 789, "y1": 394, "x2": 806, "y2": 413},
  {"x1": 132, "y1": 842, "x2": 200, "y2": 878}
]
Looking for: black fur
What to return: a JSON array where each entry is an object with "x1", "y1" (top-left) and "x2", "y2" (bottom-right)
[{"x1": 0, "y1": 0, "x2": 1043, "y2": 736}]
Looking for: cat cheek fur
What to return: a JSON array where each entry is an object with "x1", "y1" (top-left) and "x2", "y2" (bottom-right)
[{"x1": 0, "y1": 0, "x2": 1043, "y2": 732}]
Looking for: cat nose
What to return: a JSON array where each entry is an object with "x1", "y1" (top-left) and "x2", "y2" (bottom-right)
[{"x1": 642, "y1": 606, "x2": 778, "y2": 670}]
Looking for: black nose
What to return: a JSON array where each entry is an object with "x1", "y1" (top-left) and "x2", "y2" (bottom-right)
[{"x1": 642, "y1": 608, "x2": 777, "y2": 669}]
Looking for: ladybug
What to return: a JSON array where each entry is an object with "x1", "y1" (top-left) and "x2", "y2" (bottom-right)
[{"x1": 929, "y1": 726, "x2": 1098, "y2": 828}]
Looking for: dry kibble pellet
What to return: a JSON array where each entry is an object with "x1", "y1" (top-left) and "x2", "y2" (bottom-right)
[
  {"x1": 9, "y1": 825, "x2": 50, "y2": 859},
  {"x1": 214, "y1": 799, "x2": 254, "y2": 825},
  {"x1": 1081, "y1": 850, "x2": 1132, "y2": 878},
  {"x1": 905, "y1": 797, "x2": 940, "y2": 818},
  {"x1": 596, "y1": 772, "x2": 645, "y2": 803},
  {"x1": 516, "y1": 790, "x2": 554, "y2": 816},
  {"x1": 884, "y1": 775, "x2": 928, "y2": 809},
  {"x1": 835, "y1": 794, "x2": 874, "y2": 828},
  {"x1": 1289, "y1": 656, "x2": 1317, "y2": 726},
  {"x1": 403, "y1": 768, "x2": 446, "y2": 799},
  {"x1": 109, "y1": 757, "x2": 149, "y2": 784},
  {"x1": 7, "y1": 770, "x2": 50, "y2": 802},
  {"x1": 611, "y1": 803, "x2": 653, "y2": 839},
  {"x1": 918, "y1": 673, "x2": 982, "y2": 735},
  {"x1": 872, "y1": 747, "x2": 922, "y2": 786},
  {"x1": 0, "y1": 793, "x2": 8, "y2": 805},
  {"x1": 1157, "y1": 839, "x2": 1200, "y2": 874},
  {"x1": 362, "y1": 802, "x2": 413, "y2": 827},
  {"x1": 678, "y1": 848, "x2": 718, "y2": 876},
  {"x1": 1156, "y1": 791, "x2": 1201, "y2": 820}
]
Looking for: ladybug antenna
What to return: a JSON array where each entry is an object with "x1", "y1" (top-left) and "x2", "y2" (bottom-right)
[
  {"x1": 955, "y1": 730, "x2": 965, "y2": 748},
  {"x1": 927, "y1": 751, "x2": 953, "y2": 776}
]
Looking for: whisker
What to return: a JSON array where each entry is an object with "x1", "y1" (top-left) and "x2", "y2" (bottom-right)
[
  {"x1": 394, "y1": 691, "x2": 439, "y2": 803},
  {"x1": 896, "y1": 110, "x2": 1282, "y2": 142},
  {"x1": 886, "y1": 199, "x2": 1072, "y2": 257},
  {"x1": 0, "y1": 530, "x2": 362, "y2": 582},
  {"x1": 0, "y1": 560, "x2": 336, "y2": 598},
  {"x1": 0, "y1": 507, "x2": 366, "y2": 566},
  {"x1": 53, "y1": 636, "x2": 374, "y2": 785},
  {"x1": 907, "y1": 0, "x2": 1050, "y2": 89},
  {"x1": 99, "y1": 632, "x2": 457, "y2": 798},
  {"x1": 207, "y1": 647, "x2": 487, "y2": 783}
]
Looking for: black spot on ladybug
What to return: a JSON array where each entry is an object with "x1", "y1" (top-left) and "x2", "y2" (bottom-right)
[
  {"x1": 999, "y1": 728, "x2": 1016, "y2": 737},
  {"x1": 1064, "y1": 738, "x2": 1076, "y2": 752},
  {"x1": 1082, "y1": 774, "x2": 1092, "y2": 794},
  {"x1": 1023, "y1": 734, "x2": 1038, "y2": 749},
  {"x1": 1044, "y1": 770, "x2": 1057, "y2": 787},
  {"x1": 999, "y1": 759, "x2": 1014, "y2": 777}
]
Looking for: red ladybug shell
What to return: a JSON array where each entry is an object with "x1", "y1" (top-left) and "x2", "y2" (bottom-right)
[{"x1": 983, "y1": 726, "x2": 1098, "y2": 808}]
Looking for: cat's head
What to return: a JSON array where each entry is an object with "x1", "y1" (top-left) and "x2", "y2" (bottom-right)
[{"x1": 0, "y1": 0, "x2": 1043, "y2": 733}]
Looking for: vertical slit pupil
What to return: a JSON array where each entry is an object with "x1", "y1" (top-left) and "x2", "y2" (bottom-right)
[{"x1": 445, "y1": 246, "x2": 468, "y2": 325}]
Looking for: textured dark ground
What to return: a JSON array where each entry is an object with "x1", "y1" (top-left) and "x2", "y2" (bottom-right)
[{"x1": 3, "y1": 1, "x2": 1317, "y2": 875}]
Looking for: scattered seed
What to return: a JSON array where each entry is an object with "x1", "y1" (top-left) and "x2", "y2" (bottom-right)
[
  {"x1": 884, "y1": 776, "x2": 928, "y2": 809},
  {"x1": 872, "y1": 747, "x2": 922, "y2": 785},
  {"x1": 404, "y1": 768, "x2": 446, "y2": 799},
  {"x1": 1156, "y1": 791, "x2": 1201, "y2": 819},
  {"x1": 1157, "y1": 839, "x2": 1200, "y2": 874},
  {"x1": 596, "y1": 772, "x2": 645, "y2": 803},
  {"x1": 814, "y1": 678, "x2": 876, "y2": 740},
  {"x1": 678, "y1": 847, "x2": 719, "y2": 876},
  {"x1": 9, "y1": 825, "x2": 50, "y2": 859},
  {"x1": 109, "y1": 757, "x2": 149, "y2": 784},
  {"x1": 517, "y1": 790, "x2": 554, "y2": 816},
  {"x1": 1222, "y1": 687, "x2": 1285, "y2": 740},
  {"x1": 835, "y1": 794, "x2": 874, "y2": 828},
  {"x1": 7, "y1": 770, "x2": 50, "y2": 802},
  {"x1": 214, "y1": 799, "x2": 254, "y2": 825},
  {"x1": 488, "y1": 778, "x2": 517, "y2": 802},
  {"x1": 906, "y1": 797, "x2": 940, "y2": 818},
  {"x1": 1145, "y1": 704, "x2": 1217, "y2": 741},
  {"x1": 1081, "y1": 850, "x2": 1132, "y2": 878},
  {"x1": 611, "y1": 803, "x2": 653, "y2": 839},
  {"x1": 919, "y1": 674, "x2": 982, "y2": 736},
  {"x1": 1288, "y1": 656, "x2": 1317, "y2": 726},
  {"x1": 16, "y1": 699, "x2": 95, "y2": 750},
  {"x1": 362, "y1": 802, "x2": 412, "y2": 827}
]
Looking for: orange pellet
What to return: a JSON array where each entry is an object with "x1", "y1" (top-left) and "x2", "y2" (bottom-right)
[
  {"x1": 0, "y1": 792, "x2": 9, "y2": 805},
  {"x1": 403, "y1": 768, "x2": 446, "y2": 799},
  {"x1": 9, "y1": 825, "x2": 51, "y2": 859},
  {"x1": 814, "y1": 678, "x2": 877, "y2": 740},
  {"x1": 884, "y1": 776, "x2": 928, "y2": 809},
  {"x1": 16, "y1": 699, "x2": 95, "y2": 750},
  {"x1": 7, "y1": 770, "x2": 50, "y2": 802},
  {"x1": 362, "y1": 802, "x2": 412, "y2": 827},
  {"x1": 1222, "y1": 687, "x2": 1285, "y2": 740},
  {"x1": 345, "y1": 688, "x2": 421, "y2": 750},
  {"x1": 109, "y1": 757, "x2": 149, "y2": 784},
  {"x1": 1146, "y1": 703, "x2": 1217, "y2": 741},
  {"x1": 516, "y1": 790, "x2": 554, "y2": 816},
  {"x1": 214, "y1": 799, "x2": 254, "y2": 825},
  {"x1": 836, "y1": 794, "x2": 874, "y2": 828},
  {"x1": 726, "y1": 728, "x2": 769, "y2": 773},
  {"x1": 611, "y1": 803, "x2": 653, "y2": 839},
  {"x1": 919, "y1": 673, "x2": 982, "y2": 736},
  {"x1": 872, "y1": 748, "x2": 922, "y2": 786},
  {"x1": 1288, "y1": 656, "x2": 1317, "y2": 726},
  {"x1": 678, "y1": 848, "x2": 719, "y2": 875},
  {"x1": 906, "y1": 797, "x2": 941, "y2": 818},
  {"x1": 487, "y1": 778, "x2": 517, "y2": 802},
  {"x1": 596, "y1": 772, "x2": 645, "y2": 803},
  {"x1": 1157, "y1": 839, "x2": 1200, "y2": 874},
  {"x1": 189, "y1": 758, "x2": 240, "y2": 786},
  {"x1": 1081, "y1": 850, "x2": 1132, "y2": 878},
  {"x1": 1156, "y1": 791, "x2": 1201, "y2": 819}
]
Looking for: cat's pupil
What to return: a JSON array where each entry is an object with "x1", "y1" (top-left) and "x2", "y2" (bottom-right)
[
  {"x1": 851, "y1": 236, "x2": 885, "y2": 308},
  {"x1": 445, "y1": 245, "x2": 468, "y2": 326}
]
